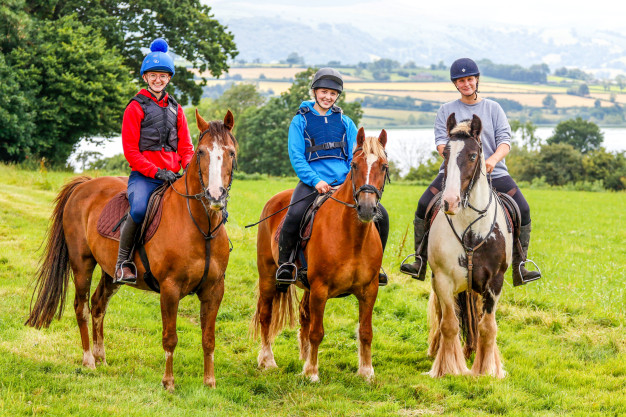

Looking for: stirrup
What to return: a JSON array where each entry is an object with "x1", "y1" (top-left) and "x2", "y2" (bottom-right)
[
  {"x1": 518, "y1": 259, "x2": 541, "y2": 284},
  {"x1": 378, "y1": 266, "x2": 388, "y2": 287},
  {"x1": 114, "y1": 260, "x2": 137, "y2": 284},
  {"x1": 276, "y1": 262, "x2": 297, "y2": 285},
  {"x1": 400, "y1": 253, "x2": 425, "y2": 280}
]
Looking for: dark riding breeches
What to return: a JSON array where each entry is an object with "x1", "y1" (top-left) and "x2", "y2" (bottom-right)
[
  {"x1": 279, "y1": 181, "x2": 389, "y2": 262},
  {"x1": 416, "y1": 173, "x2": 531, "y2": 226}
]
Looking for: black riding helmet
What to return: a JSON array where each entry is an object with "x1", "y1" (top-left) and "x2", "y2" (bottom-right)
[
  {"x1": 311, "y1": 67, "x2": 343, "y2": 93},
  {"x1": 450, "y1": 58, "x2": 480, "y2": 81}
]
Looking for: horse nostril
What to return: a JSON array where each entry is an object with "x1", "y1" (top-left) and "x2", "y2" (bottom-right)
[{"x1": 444, "y1": 201, "x2": 449, "y2": 212}]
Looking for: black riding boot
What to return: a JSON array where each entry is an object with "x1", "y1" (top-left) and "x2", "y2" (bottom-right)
[
  {"x1": 114, "y1": 216, "x2": 139, "y2": 284},
  {"x1": 512, "y1": 222, "x2": 541, "y2": 286},
  {"x1": 275, "y1": 231, "x2": 298, "y2": 291},
  {"x1": 400, "y1": 216, "x2": 428, "y2": 281}
]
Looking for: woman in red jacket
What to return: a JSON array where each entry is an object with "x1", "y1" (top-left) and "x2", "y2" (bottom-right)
[{"x1": 115, "y1": 38, "x2": 195, "y2": 284}]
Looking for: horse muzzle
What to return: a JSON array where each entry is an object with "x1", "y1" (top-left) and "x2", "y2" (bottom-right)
[
  {"x1": 207, "y1": 186, "x2": 228, "y2": 210},
  {"x1": 356, "y1": 196, "x2": 378, "y2": 223},
  {"x1": 442, "y1": 195, "x2": 461, "y2": 215}
]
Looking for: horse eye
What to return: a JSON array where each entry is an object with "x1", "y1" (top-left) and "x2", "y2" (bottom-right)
[
  {"x1": 381, "y1": 164, "x2": 388, "y2": 171},
  {"x1": 198, "y1": 149, "x2": 205, "y2": 156},
  {"x1": 229, "y1": 151, "x2": 235, "y2": 158},
  {"x1": 351, "y1": 162, "x2": 357, "y2": 169},
  {"x1": 470, "y1": 154, "x2": 477, "y2": 161}
]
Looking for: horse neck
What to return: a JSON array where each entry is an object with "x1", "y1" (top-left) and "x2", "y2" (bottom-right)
[{"x1": 460, "y1": 156, "x2": 495, "y2": 229}]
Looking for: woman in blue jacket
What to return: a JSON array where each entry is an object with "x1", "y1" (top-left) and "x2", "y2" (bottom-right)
[{"x1": 276, "y1": 68, "x2": 390, "y2": 288}]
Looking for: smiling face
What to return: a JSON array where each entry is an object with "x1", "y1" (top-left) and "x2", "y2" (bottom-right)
[
  {"x1": 312, "y1": 88, "x2": 340, "y2": 112},
  {"x1": 453, "y1": 75, "x2": 478, "y2": 98},
  {"x1": 142, "y1": 71, "x2": 171, "y2": 95}
]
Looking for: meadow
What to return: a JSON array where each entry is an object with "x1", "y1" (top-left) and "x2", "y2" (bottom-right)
[{"x1": 0, "y1": 164, "x2": 624, "y2": 416}]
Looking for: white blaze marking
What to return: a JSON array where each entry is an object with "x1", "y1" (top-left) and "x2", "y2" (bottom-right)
[
  {"x1": 208, "y1": 144, "x2": 224, "y2": 199},
  {"x1": 442, "y1": 141, "x2": 464, "y2": 205},
  {"x1": 365, "y1": 153, "x2": 377, "y2": 184}
]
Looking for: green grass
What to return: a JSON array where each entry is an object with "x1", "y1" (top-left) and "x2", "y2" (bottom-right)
[{"x1": 0, "y1": 164, "x2": 624, "y2": 416}]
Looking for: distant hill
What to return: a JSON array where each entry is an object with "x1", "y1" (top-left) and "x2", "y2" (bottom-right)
[{"x1": 223, "y1": 17, "x2": 626, "y2": 77}]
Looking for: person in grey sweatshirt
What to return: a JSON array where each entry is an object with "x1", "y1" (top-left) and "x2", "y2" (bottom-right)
[{"x1": 400, "y1": 58, "x2": 541, "y2": 286}]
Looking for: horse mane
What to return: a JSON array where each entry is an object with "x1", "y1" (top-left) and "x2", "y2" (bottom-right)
[
  {"x1": 361, "y1": 136, "x2": 387, "y2": 162},
  {"x1": 202, "y1": 120, "x2": 239, "y2": 150},
  {"x1": 449, "y1": 119, "x2": 472, "y2": 138}
]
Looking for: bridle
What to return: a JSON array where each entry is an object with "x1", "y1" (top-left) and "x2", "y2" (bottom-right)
[
  {"x1": 328, "y1": 147, "x2": 390, "y2": 210},
  {"x1": 169, "y1": 127, "x2": 236, "y2": 240}
]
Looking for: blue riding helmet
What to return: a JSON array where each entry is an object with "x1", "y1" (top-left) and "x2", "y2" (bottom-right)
[
  {"x1": 140, "y1": 38, "x2": 175, "y2": 76},
  {"x1": 450, "y1": 58, "x2": 480, "y2": 81}
]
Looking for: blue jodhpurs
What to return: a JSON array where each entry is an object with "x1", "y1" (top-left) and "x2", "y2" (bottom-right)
[{"x1": 127, "y1": 171, "x2": 165, "y2": 224}]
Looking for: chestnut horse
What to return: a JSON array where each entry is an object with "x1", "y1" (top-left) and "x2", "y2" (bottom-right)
[
  {"x1": 25, "y1": 111, "x2": 237, "y2": 391},
  {"x1": 427, "y1": 114, "x2": 511, "y2": 378},
  {"x1": 251, "y1": 129, "x2": 388, "y2": 382}
]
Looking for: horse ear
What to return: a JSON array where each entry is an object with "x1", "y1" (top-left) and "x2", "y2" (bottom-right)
[
  {"x1": 470, "y1": 114, "x2": 482, "y2": 138},
  {"x1": 224, "y1": 109, "x2": 234, "y2": 132},
  {"x1": 195, "y1": 109, "x2": 209, "y2": 133},
  {"x1": 378, "y1": 129, "x2": 387, "y2": 148},
  {"x1": 446, "y1": 113, "x2": 457, "y2": 136},
  {"x1": 357, "y1": 127, "x2": 365, "y2": 147}
]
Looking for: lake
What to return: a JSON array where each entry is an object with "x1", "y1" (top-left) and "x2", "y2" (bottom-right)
[{"x1": 69, "y1": 127, "x2": 626, "y2": 174}]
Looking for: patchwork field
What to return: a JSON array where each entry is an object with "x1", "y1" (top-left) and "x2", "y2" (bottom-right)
[{"x1": 0, "y1": 164, "x2": 624, "y2": 416}]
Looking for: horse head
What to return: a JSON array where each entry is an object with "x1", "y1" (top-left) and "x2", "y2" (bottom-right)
[
  {"x1": 441, "y1": 113, "x2": 483, "y2": 215},
  {"x1": 191, "y1": 109, "x2": 238, "y2": 210},
  {"x1": 350, "y1": 127, "x2": 389, "y2": 222}
]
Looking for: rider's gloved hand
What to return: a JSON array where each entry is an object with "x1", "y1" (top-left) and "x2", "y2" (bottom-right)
[{"x1": 155, "y1": 169, "x2": 178, "y2": 183}]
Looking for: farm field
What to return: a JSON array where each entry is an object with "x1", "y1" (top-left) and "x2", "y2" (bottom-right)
[{"x1": 0, "y1": 164, "x2": 624, "y2": 416}]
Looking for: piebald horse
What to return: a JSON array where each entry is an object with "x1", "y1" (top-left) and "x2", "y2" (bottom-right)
[
  {"x1": 251, "y1": 129, "x2": 388, "y2": 382},
  {"x1": 26, "y1": 111, "x2": 237, "y2": 391},
  {"x1": 427, "y1": 114, "x2": 510, "y2": 378}
]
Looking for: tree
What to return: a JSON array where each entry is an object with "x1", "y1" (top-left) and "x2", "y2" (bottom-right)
[
  {"x1": 536, "y1": 143, "x2": 583, "y2": 186},
  {"x1": 285, "y1": 52, "x2": 304, "y2": 66},
  {"x1": 5, "y1": 15, "x2": 135, "y2": 165},
  {"x1": 27, "y1": 0, "x2": 238, "y2": 105},
  {"x1": 510, "y1": 120, "x2": 540, "y2": 150},
  {"x1": 547, "y1": 117, "x2": 604, "y2": 153},
  {"x1": 542, "y1": 94, "x2": 557, "y2": 111}
]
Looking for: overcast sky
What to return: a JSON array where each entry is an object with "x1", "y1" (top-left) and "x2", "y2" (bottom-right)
[{"x1": 209, "y1": 0, "x2": 626, "y2": 34}]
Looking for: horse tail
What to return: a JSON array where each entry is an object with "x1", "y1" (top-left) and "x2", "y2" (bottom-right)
[
  {"x1": 427, "y1": 289, "x2": 441, "y2": 358},
  {"x1": 457, "y1": 290, "x2": 480, "y2": 359},
  {"x1": 250, "y1": 285, "x2": 298, "y2": 342},
  {"x1": 25, "y1": 176, "x2": 91, "y2": 329}
]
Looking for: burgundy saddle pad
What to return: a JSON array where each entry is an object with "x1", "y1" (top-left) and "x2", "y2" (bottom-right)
[{"x1": 97, "y1": 191, "x2": 163, "y2": 243}]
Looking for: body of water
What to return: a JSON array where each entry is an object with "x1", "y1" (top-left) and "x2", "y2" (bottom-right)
[{"x1": 69, "y1": 127, "x2": 626, "y2": 174}]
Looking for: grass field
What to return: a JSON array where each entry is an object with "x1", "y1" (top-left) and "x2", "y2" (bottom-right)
[{"x1": 0, "y1": 164, "x2": 624, "y2": 416}]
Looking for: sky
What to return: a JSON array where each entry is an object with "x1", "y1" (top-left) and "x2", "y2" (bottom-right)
[{"x1": 208, "y1": 0, "x2": 626, "y2": 35}]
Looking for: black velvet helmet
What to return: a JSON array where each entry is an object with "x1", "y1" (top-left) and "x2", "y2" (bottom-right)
[
  {"x1": 311, "y1": 68, "x2": 343, "y2": 93},
  {"x1": 450, "y1": 58, "x2": 480, "y2": 81}
]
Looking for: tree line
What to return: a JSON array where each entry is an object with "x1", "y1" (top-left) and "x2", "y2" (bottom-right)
[{"x1": 0, "y1": 0, "x2": 237, "y2": 166}]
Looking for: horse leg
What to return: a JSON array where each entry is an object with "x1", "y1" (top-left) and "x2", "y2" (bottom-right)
[
  {"x1": 90, "y1": 270, "x2": 121, "y2": 365},
  {"x1": 256, "y1": 276, "x2": 278, "y2": 370},
  {"x1": 471, "y1": 278, "x2": 506, "y2": 378},
  {"x1": 198, "y1": 274, "x2": 225, "y2": 388},
  {"x1": 429, "y1": 281, "x2": 469, "y2": 377},
  {"x1": 302, "y1": 286, "x2": 328, "y2": 382},
  {"x1": 298, "y1": 291, "x2": 311, "y2": 361},
  {"x1": 427, "y1": 289, "x2": 442, "y2": 358},
  {"x1": 356, "y1": 282, "x2": 378, "y2": 381},
  {"x1": 71, "y1": 259, "x2": 96, "y2": 369},
  {"x1": 160, "y1": 286, "x2": 181, "y2": 392}
]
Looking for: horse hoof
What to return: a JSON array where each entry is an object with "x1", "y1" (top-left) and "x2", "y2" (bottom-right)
[
  {"x1": 357, "y1": 367, "x2": 375, "y2": 381},
  {"x1": 309, "y1": 374, "x2": 319, "y2": 383},
  {"x1": 204, "y1": 378, "x2": 216, "y2": 388},
  {"x1": 82, "y1": 352, "x2": 96, "y2": 369},
  {"x1": 162, "y1": 379, "x2": 175, "y2": 392}
]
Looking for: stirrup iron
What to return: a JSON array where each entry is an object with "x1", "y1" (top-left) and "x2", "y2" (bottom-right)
[{"x1": 518, "y1": 258, "x2": 541, "y2": 284}]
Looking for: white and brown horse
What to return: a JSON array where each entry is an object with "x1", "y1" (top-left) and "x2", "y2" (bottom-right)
[{"x1": 427, "y1": 114, "x2": 511, "y2": 378}]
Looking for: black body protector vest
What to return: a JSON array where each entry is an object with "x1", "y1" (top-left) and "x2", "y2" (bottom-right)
[
  {"x1": 128, "y1": 93, "x2": 179, "y2": 152},
  {"x1": 298, "y1": 105, "x2": 348, "y2": 162}
]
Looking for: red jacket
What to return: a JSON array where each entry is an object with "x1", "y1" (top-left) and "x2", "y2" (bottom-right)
[{"x1": 122, "y1": 89, "x2": 195, "y2": 178}]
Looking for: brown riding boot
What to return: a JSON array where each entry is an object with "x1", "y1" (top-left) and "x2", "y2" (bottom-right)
[
  {"x1": 114, "y1": 216, "x2": 139, "y2": 284},
  {"x1": 512, "y1": 222, "x2": 541, "y2": 286},
  {"x1": 400, "y1": 216, "x2": 428, "y2": 281}
]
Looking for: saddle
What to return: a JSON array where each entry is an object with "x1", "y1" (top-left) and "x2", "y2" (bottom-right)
[
  {"x1": 97, "y1": 183, "x2": 167, "y2": 244},
  {"x1": 274, "y1": 189, "x2": 337, "y2": 291}
]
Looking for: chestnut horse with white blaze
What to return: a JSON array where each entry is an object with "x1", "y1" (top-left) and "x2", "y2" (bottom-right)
[
  {"x1": 427, "y1": 114, "x2": 511, "y2": 378},
  {"x1": 25, "y1": 111, "x2": 237, "y2": 391},
  {"x1": 251, "y1": 129, "x2": 388, "y2": 382}
]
